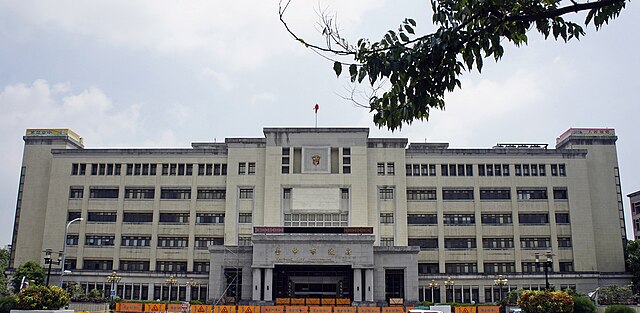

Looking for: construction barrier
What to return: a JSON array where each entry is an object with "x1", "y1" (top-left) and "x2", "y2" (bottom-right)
[
  {"x1": 334, "y1": 307, "x2": 356, "y2": 313},
  {"x1": 321, "y1": 299, "x2": 335, "y2": 306},
  {"x1": 309, "y1": 306, "x2": 332, "y2": 313},
  {"x1": 476, "y1": 307, "x2": 500, "y2": 313},
  {"x1": 263, "y1": 306, "x2": 285, "y2": 313},
  {"x1": 306, "y1": 299, "x2": 320, "y2": 306},
  {"x1": 285, "y1": 306, "x2": 308, "y2": 313},
  {"x1": 239, "y1": 306, "x2": 261, "y2": 313},
  {"x1": 145, "y1": 303, "x2": 167, "y2": 313},
  {"x1": 454, "y1": 307, "x2": 477, "y2": 313},
  {"x1": 216, "y1": 305, "x2": 237, "y2": 313},
  {"x1": 291, "y1": 299, "x2": 305, "y2": 305},
  {"x1": 358, "y1": 307, "x2": 380, "y2": 313},
  {"x1": 191, "y1": 305, "x2": 214, "y2": 313},
  {"x1": 276, "y1": 299, "x2": 290, "y2": 306},
  {"x1": 117, "y1": 302, "x2": 144, "y2": 313},
  {"x1": 382, "y1": 307, "x2": 403, "y2": 313},
  {"x1": 336, "y1": 299, "x2": 351, "y2": 306},
  {"x1": 168, "y1": 304, "x2": 184, "y2": 312}
]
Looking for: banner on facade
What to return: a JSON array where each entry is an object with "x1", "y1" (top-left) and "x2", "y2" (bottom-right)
[
  {"x1": 144, "y1": 303, "x2": 166, "y2": 313},
  {"x1": 476, "y1": 307, "x2": 499, "y2": 313},
  {"x1": 116, "y1": 302, "x2": 143, "y2": 313},
  {"x1": 454, "y1": 307, "x2": 476, "y2": 313},
  {"x1": 191, "y1": 305, "x2": 213, "y2": 313}
]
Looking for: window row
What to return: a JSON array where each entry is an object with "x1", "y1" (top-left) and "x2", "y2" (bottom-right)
[
  {"x1": 70, "y1": 187, "x2": 248, "y2": 200},
  {"x1": 408, "y1": 237, "x2": 571, "y2": 250},
  {"x1": 377, "y1": 162, "x2": 395, "y2": 176},
  {"x1": 238, "y1": 162, "x2": 256, "y2": 175},
  {"x1": 391, "y1": 187, "x2": 569, "y2": 201},
  {"x1": 77, "y1": 259, "x2": 210, "y2": 273},
  {"x1": 406, "y1": 213, "x2": 569, "y2": 225},
  {"x1": 417, "y1": 261, "x2": 574, "y2": 274},
  {"x1": 69, "y1": 212, "x2": 227, "y2": 224},
  {"x1": 71, "y1": 163, "x2": 229, "y2": 177},
  {"x1": 404, "y1": 163, "x2": 567, "y2": 177}
]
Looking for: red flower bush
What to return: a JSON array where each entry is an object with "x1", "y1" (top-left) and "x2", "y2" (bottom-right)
[
  {"x1": 518, "y1": 290, "x2": 574, "y2": 313},
  {"x1": 17, "y1": 285, "x2": 70, "y2": 310}
]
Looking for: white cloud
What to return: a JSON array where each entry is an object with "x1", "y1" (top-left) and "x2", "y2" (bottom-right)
[
  {"x1": 250, "y1": 91, "x2": 277, "y2": 105},
  {"x1": 201, "y1": 68, "x2": 234, "y2": 91}
]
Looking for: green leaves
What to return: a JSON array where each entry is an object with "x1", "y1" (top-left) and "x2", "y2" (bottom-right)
[{"x1": 333, "y1": 61, "x2": 342, "y2": 77}]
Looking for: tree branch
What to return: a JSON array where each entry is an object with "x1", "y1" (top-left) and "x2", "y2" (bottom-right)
[{"x1": 507, "y1": 0, "x2": 625, "y2": 22}]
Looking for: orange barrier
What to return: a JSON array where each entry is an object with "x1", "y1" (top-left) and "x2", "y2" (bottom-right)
[
  {"x1": 358, "y1": 307, "x2": 380, "y2": 313},
  {"x1": 403, "y1": 306, "x2": 414, "y2": 313},
  {"x1": 191, "y1": 305, "x2": 213, "y2": 313},
  {"x1": 336, "y1": 299, "x2": 350, "y2": 306},
  {"x1": 309, "y1": 306, "x2": 332, "y2": 313},
  {"x1": 263, "y1": 306, "x2": 285, "y2": 313},
  {"x1": 334, "y1": 307, "x2": 355, "y2": 313},
  {"x1": 382, "y1": 307, "x2": 403, "y2": 313},
  {"x1": 454, "y1": 307, "x2": 477, "y2": 313},
  {"x1": 321, "y1": 299, "x2": 335, "y2": 306},
  {"x1": 476, "y1": 307, "x2": 499, "y2": 313},
  {"x1": 145, "y1": 303, "x2": 167, "y2": 313},
  {"x1": 291, "y1": 299, "x2": 305, "y2": 305},
  {"x1": 216, "y1": 306, "x2": 237, "y2": 313},
  {"x1": 285, "y1": 306, "x2": 308, "y2": 313},
  {"x1": 276, "y1": 299, "x2": 290, "y2": 306},
  {"x1": 239, "y1": 306, "x2": 261, "y2": 313},
  {"x1": 117, "y1": 302, "x2": 143, "y2": 313},
  {"x1": 306, "y1": 299, "x2": 320, "y2": 306},
  {"x1": 168, "y1": 304, "x2": 183, "y2": 312}
]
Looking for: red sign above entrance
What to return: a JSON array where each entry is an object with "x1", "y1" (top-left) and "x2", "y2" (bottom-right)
[{"x1": 254, "y1": 227, "x2": 373, "y2": 234}]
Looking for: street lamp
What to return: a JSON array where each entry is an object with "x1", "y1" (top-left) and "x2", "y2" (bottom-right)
[
  {"x1": 444, "y1": 277, "x2": 455, "y2": 303},
  {"x1": 43, "y1": 249, "x2": 62, "y2": 286},
  {"x1": 60, "y1": 217, "x2": 83, "y2": 288},
  {"x1": 535, "y1": 251, "x2": 554, "y2": 290},
  {"x1": 428, "y1": 279, "x2": 439, "y2": 303},
  {"x1": 165, "y1": 275, "x2": 178, "y2": 302},
  {"x1": 106, "y1": 271, "x2": 121, "y2": 299},
  {"x1": 185, "y1": 279, "x2": 199, "y2": 301},
  {"x1": 494, "y1": 275, "x2": 508, "y2": 302}
]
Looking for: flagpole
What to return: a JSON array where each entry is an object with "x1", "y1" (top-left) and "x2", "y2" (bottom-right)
[{"x1": 313, "y1": 103, "x2": 319, "y2": 128}]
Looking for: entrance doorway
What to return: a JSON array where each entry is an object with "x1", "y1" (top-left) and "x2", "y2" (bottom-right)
[{"x1": 273, "y1": 265, "x2": 353, "y2": 300}]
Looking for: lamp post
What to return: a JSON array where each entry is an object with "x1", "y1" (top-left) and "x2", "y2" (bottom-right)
[
  {"x1": 43, "y1": 249, "x2": 62, "y2": 286},
  {"x1": 165, "y1": 275, "x2": 178, "y2": 302},
  {"x1": 428, "y1": 279, "x2": 439, "y2": 303},
  {"x1": 535, "y1": 251, "x2": 554, "y2": 290},
  {"x1": 444, "y1": 277, "x2": 455, "y2": 303},
  {"x1": 494, "y1": 275, "x2": 508, "y2": 302},
  {"x1": 60, "y1": 217, "x2": 83, "y2": 288},
  {"x1": 185, "y1": 279, "x2": 199, "y2": 301},
  {"x1": 107, "y1": 271, "x2": 121, "y2": 299}
]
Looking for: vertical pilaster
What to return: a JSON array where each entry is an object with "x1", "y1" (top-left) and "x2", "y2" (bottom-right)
[
  {"x1": 252, "y1": 268, "x2": 262, "y2": 301},
  {"x1": 264, "y1": 268, "x2": 273, "y2": 302},
  {"x1": 353, "y1": 269, "x2": 362, "y2": 302},
  {"x1": 365, "y1": 269, "x2": 374, "y2": 302}
]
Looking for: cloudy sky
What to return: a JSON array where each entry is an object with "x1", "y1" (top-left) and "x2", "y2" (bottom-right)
[{"x1": 0, "y1": 1, "x2": 638, "y2": 246}]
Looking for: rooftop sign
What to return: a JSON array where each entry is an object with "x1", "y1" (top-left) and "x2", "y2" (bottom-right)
[
  {"x1": 556, "y1": 128, "x2": 615, "y2": 144},
  {"x1": 25, "y1": 128, "x2": 82, "y2": 143}
]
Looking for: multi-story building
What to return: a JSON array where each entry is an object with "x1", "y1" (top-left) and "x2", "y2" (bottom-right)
[
  {"x1": 9, "y1": 127, "x2": 630, "y2": 304},
  {"x1": 629, "y1": 191, "x2": 640, "y2": 240}
]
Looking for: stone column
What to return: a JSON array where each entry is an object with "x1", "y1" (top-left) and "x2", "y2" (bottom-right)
[
  {"x1": 252, "y1": 268, "x2": 262, "y2": 301},
  {"x1": 365, "y1": 269, "x2": 374, "y2": 302},
  {"x1": 264, "y1": 268, "x2": 273, "y2": 302},
  {"x1": 353, "y1": 269, "x2": 362, "y2": 302}
]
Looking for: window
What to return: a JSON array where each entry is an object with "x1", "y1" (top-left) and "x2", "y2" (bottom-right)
[
  {"x1": 418, "y1": 263, "x2": 440, "y2": 274},
  {"x1": 69, "y1": 187, "x2": 84, "y2": 199},
  {"x1": 341, "y1": 188, "x2": 349, "y2": 199},
  {"x1": 484, "y1": 263, "x2": 515, "y2": 274},
  {"x1": 503, "y1": 164, "x2": 510, "y2": 176},
  {"x1": 521, "y1": 262, "x2": 544, "y2": 273},
  {"x1": 197, "y1": 188, "x2": 226, "y2": 200},
  {"x1": 558, "y1": 237, "x2": 572, "y2": 248},
  {"x1": 407, "y1": 189, "x2": 437, "y2": 200},
  {"x1": 83, "y1": 260, "x2": 113, "y2": 271},
  {"x1": 407, "y1": 214, "x2": 437, "y2": 225},
  {"x1": 85, "y1": 235, "x2": 115, "y2": 246},
  {"x1": 121, "y1": 236, "x2": 151, "y2": 247},
  {"x1": 551, "y1": 164, "x2": 558, "y2": 176},
  {"x1": 442, "y1": 189, "x2": 474, "y2": 200},
  {"x1": 441, "y1": 164, "x2": 449, "y2": 176},
  {"x1": 445, "y1": 263, "x2": 478, "y2": 274},
  {"x1": 377, "y1": 163, "x2": 385, "y2": 175},
  {"x1": 380, "y1": 213, "x2": 394, "y2": 224},
  {"x1": 71, "y1": 163, "x2": 87, "y2": 175},
  {"x1": 195, "y1": 237, "x2": 224, "y2": 249},
  {"x1": 519, "y1": 213, "x2": 549, "y2": 224},
  {"x1": 161, "y1": 163, "x2": 192, "y2": 176},
  {"x1": 156, "y1": 261, "x2": 187, "y2": 272},
  {"x1": 523, "y1": 164, "x2": 530, "y2": 176},
  {"x1": 159, "y1": 213, "x2": 189, "y2": 224},
  {"x1": 478, "y1": 164, "x2": 485, "y2": 176},
  {"x1": 160, "y1": 188, "x2": 191, "y2": 200},
  {"x1": 445, "y1": 238, "x2": 477, "y2": 249},
  {"x1": 238, "y1": 236, "x2": 252, "y2": 246},
  {"x1": 517, "y1": 189, "x2": 548, "y2": 200},
  {"x1": 482, "y1": 238, "x2": 514, "y2": 249},
  {"x1": 481, "y1": 214, "x2": 512, "y2": 225},
  {"x1": 87, "y1": 212, "x2": 117, "y2": 223},
  {"x1": 66, "y1": 235, "x2": 79, "y2": 246},
  {"x1": 123, "y1": 212, "x2": 153, "y2": 223},
  {"x1": 559, "y1": 164, "x2": 566, "y2": 176},
  {"x1": 408, "y1": 238, "x2": 438, "y2": 250},
  {"x1": 125, "y1": 163, "x2": 156, "y2": 176},
  {"x1": 520, "y1": 237, "x2": 551, "y2": 249},
  {"x1": 553, "y1": 188, "x2": 568, "y2": 200},
  {"x1": 157, "y1": 237, "x2": 189, "y2": 248},
  {"x1": 555, "y1": 213, "x2": 570, "y2": 224},
  {"x1": 238, "y1": 163, "x2": 246, "y2": 175},
  {"x1": 120, "y1": 261, "x2": 150, "y2": 271},
  {"x1": 239, "y1": 188, "x2": 254, "y2": 199},
  {"x1": 194, "y1": 261, "x2": 210, "y2": 273},
  {"x1": 387, "y1": 163, "x2": 395, "y2": 175},
  {"x1": 196, "y1": 213, "x2": 225, "y2": 224},
  {"x1": 90, "y1": 163, "x2": 121, "y2": 176},
  {"x1": 89, "y1": 188, "x2": 119, "y2": 199},
  {"x1": 284, "y1": 213, "x2": 348, "y2": 227},
  {"x1": 380, "y1": 238, "x2": 394, "y2": 246},
  {"x1": 248, "y1": 162, "x2": 256, "y2": 175},
  {"x1": 480, "y1": 188, "x2": 511, "y2": 200},
  {"x1": 67, "y1": 211, "x2": 81, "y2": 221},
  {"x1": 538, "y1": 164, "x2": 546, "y2": 176},
  {"x1": 125, "y1": 188, "x2": 155, "y2": 200},
  {"x1": 515, "y1": 164, "x2": 522, "y2": 176},
  {"x1": 379, "y1": 188, "x2": 394, "y2": 200},
  {"x1": 238, "y1": 213, "x2": 252, "y2": 223},
  {"x1": 342, "y1": 148, "x2": 351, "y2": 174},
  {"x1": 559, "y1": 262, "x2": 574, "y2": 272},
  {"x1": 444, "y1": 214, "x2": 475, "y2": 225}
]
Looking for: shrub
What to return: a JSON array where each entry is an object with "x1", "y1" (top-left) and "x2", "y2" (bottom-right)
[
  {"x1": 17, "y1": 285, "x2": 70, "y2": 310},
  {"x1": 604, "y1": 305, "x2": 636, "y2": 313},
  {"x1": 518, "y1": 290, "x2": 574, "y2": 313},
  {"x1": 0, "y1": 295, "x2": 17, "y2": 313},
  {"x1": 573, "y1": 294, "x2": 597, "y2": 313}
]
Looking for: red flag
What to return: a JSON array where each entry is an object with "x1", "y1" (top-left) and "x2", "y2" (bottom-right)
[{"x1": 314, "y1": 103, "x2": 319, "y2": 113}]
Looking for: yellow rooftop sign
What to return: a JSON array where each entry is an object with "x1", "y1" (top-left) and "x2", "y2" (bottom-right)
[{"x1": 25, "y1": 129, "x2": 82, "y2": 143}]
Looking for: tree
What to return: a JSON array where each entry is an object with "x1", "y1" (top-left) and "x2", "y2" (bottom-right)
[
  {"x1": 279, "y1": 0, "x2": 628, "y2": 130},
  {"x1": 626, "y1": 240, "x2": 640, "y2": 292},
  {"x1": 0, "y1": 249, "x2": 9, "y2": 296},
  {"x1": 10, "y1": 261, "x2": 45, "y2": 293}
]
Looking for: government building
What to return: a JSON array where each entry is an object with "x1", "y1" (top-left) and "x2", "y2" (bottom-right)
[{"x1": 8, "y1": 127, "x2": 630, "y2": 305}]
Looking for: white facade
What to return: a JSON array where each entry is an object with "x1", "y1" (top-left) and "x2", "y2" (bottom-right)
[{"x1": 9, "y1": 127, "x2": 630, "y2": 304}]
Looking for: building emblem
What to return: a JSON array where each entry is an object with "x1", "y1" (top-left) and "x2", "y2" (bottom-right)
[
  {"x1": 311, "y1": 154, "x2": 321, "y2": 166},
  {"x1": 328, "y1": 248, "x2": 335, "y2": 256},
  {"x1": 346, "y1": 248, "x2": 352, "y2": 256},
  {"x1": 274, "y1": 247, "x2": 281, "y2": 255},
  {"x1": 309, "y1": 248, "x2": 317, "y2": 255},
  {"x1": 292, "y1": 247, "x2": 299, "y2": 254}
]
